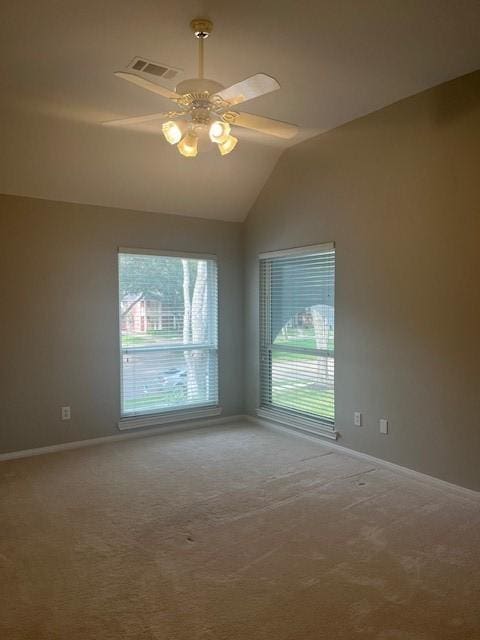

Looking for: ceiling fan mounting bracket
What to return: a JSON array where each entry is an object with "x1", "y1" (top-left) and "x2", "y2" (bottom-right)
[{"x1": 191, "y1": 19, "x2": 213, "y2": 39}]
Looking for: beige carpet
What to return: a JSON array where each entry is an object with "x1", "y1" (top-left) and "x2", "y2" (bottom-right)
[{"x1": 1, "y1": 422, "x2": 479, "y2": 639}]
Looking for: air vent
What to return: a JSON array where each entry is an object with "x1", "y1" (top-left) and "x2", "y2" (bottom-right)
[{"x1": 127, "y1": 57, "x2": 182, "y2": 82}]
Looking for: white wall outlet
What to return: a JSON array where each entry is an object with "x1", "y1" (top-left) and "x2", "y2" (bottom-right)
[
  {"x1": 354, "y1": 411, "x2": 362, "y2": 427},
  {"x1": 61, "y1": 406, "x2": 71, "y2": 421},
  {"x1": 379, "y1": 418, "x2": 388, "y2": 434}
]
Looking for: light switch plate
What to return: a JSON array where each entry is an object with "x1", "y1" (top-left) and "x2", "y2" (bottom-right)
[{"x1": 379, "y1": 418, "x2": 388, "y2": 434}]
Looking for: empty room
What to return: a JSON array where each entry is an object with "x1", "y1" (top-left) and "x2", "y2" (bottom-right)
[{"x1": 1, "y1": 2, "x2": 480, "y2": 638}]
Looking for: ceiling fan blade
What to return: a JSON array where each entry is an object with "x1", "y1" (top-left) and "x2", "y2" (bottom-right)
[
  {"x1": 214, "y1": 73, "x2": 280, "y2": 106},
  {"x1": 224, "y1": 111, "x2": 298, "y2": 139},
  {"x1": 103, "y1": 112, "x2": 181, "y2": 127},
  {"x1": 114, "y1": 72, "x2": 180, "y2": 100}
]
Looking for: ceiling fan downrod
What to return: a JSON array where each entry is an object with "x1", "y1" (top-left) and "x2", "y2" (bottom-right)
[{"x1": 191, "y1": 18, "x2": 213, "y2": 80}]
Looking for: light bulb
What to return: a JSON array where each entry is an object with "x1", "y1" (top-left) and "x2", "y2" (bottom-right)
[
  {"x1": 209, "y1": 120, "x2": 231, "y2": 144},
  {"x1": 177, "y1": 132, "x2": 198, "y2": 158},
  {"x1": 217, "y1": 134, "x2": 238, "y2": 156},
  {"x1": 162, "y1": 121, "x2": 185, "y2": 145}
]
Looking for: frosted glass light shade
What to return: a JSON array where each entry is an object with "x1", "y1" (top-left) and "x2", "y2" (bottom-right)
[
  {"x1": 217, "y1": 134, "x2": 238, "y2": 156},
  {"x1": 209, "y1": 120, "x2": 231, "y2": 144},
  {"x1": 177, "y1": 132, "x2": 198, "y2": 157},
  {"x1": 162, "y1": 121, "x2": 186, "y2": 145}
]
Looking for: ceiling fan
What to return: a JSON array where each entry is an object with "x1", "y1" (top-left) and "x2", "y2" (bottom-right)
[{"x1": 103, "y1": 18, "x2": 298, "y2": 157}]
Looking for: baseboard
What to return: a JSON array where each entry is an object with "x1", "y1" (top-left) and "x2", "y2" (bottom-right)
[
  {"x1": 0, "y1": 414, "x2": 247, "y2": 462},
  {"x1": 4, "y1": 413, "x2": 478, "y2": 499},
  {"x1": 247, "y1": 415, "x2": 480, "y2": 500}
]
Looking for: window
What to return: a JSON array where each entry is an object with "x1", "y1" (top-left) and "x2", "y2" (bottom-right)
[
  {"x1": 259, "y1": 243, "x2": 335, "y2": 433},
  {"x1": 118, "y1": 249, "x2": 218, "y2": 418}
]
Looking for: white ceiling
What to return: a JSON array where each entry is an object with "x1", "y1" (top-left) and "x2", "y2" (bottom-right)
[{"x1": 1, "y1": 1, "x2": 479, "y2": 221}]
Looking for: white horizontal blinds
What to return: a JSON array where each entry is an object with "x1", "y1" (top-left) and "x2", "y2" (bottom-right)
[
  {"x1": 119, "y1": 251, "x2": 218, "y2": 417},
  {"x1": 260, "y1": 246, "x2": 335, "y2": 424}
]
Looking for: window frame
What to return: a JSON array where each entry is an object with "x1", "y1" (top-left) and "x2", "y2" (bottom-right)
[
  {"x1": 258, "y1": 242, "x2": 337, "y2": 439},
  {"x1": 117, "y1": 247, "x2": 220, "y2": 428}
]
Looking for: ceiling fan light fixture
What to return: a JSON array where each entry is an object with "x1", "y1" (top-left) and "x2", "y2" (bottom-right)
[
  {"x1": 177, "y1": 131, "x2": 199, "y2": 157},
  {"x1": 217, "y1": 134, "x2": 238, "y2": 156},
  {"x1": 209, "y1": 120, "x2": 231, "y2": 144},
  {"x1": 162, "y1": 120, "x2": 186, "y2": 145},
  {"x1": 107, "y1": 18, "x2": 299, "y2": 159}
]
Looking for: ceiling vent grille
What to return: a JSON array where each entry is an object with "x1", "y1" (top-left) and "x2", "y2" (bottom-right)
[{"x1": 127, "y1": 57, "x2": 182, "y2": 82}]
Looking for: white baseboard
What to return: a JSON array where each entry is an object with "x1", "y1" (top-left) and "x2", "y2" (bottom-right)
[
  {"x1": 0, "y1": 414, "x2": 246, "y2": 462},
  {"x1": 247, "y1": 415, "x2": 480, "y2": 500},
  {"x1": 3, "y1": 413, "x2": 478, "y2": 500}
]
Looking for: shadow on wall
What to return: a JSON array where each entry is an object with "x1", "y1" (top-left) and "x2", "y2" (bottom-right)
[
  {"x1": 298, "y1": 69, "x2": 480, "y2": 149},
  {"x1": 430, "y1": 70, "x2": 480, "y2": 125}
]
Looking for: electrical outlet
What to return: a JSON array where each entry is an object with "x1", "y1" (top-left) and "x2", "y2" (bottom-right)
[
  {"x1": 354, "y1": 412, "x2": 362, "y2": 427},
  {"x1": 61, "y1": 406, "x2": 71, "y2": 421},
  {"x1": 379, "y1": 418, "x2": 388, "y2": 434}
]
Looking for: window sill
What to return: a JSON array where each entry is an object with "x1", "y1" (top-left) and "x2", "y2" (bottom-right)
[
  {"x1": 256, "y1": 407, "x2": 338, "y2": 440},
  {"x1": 118, "y1": 405, "x2": 222, "y2": 431}
]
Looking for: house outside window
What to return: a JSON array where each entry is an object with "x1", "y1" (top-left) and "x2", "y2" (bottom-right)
[{"x1": 118, "y1": 249, "x2": 218, "y2": 420}]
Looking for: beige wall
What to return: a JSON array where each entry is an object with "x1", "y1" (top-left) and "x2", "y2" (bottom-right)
[
  {"x1": 0, "y1": 195, "x2": 244, "y2": 453},
  {"x1": 244, "y1": 71, "x2": 480, "y2": 491},
  {"x1": 2, "y1": 71, "x2": 480, "y2": 491}
]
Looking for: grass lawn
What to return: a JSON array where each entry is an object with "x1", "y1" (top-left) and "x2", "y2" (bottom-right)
[
  {"x1": 271, "y1": 342, "x2": 335, "y2": 420},
  {"x1": 273, "y1": 327, "x2": 334, "y2": 362},
  {"x1": 122, "y1": 330, "x2": 182, "y2": 347},
  {"x1": 123, "y1": 388, "x2": 185, "y2": 412},
  {"x1": 272, "y1": 350, "x2": 314, "y2": 362},
  {"x1": 272, "y1": 384, "x2": 334, "y2": 421}
]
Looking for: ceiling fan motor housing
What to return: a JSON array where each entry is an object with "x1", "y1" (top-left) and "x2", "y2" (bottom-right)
[
  {"x1": 175, "y1": 78, "x2": 224, "y2": 97},
  {"x1": 175, "y1": 79, "x2": 227, "y2": 128}
]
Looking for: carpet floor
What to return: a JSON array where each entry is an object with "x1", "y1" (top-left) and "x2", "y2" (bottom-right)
[{"x1": 1, "y1": 422, "x2": 479, "y2": 639}]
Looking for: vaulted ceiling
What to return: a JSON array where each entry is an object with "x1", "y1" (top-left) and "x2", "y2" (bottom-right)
[{"x1": 1, "y1": 1, "x2": 479, "y2": 221}]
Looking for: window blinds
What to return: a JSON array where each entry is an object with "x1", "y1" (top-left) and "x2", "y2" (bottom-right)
[
  {"x1": 118, "y1": 250, "x2": 218, "y2": 417},
  {"x1": 260, "y1": 245, "x2": 335, "y2": 425}
]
